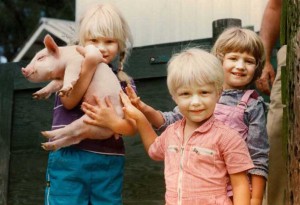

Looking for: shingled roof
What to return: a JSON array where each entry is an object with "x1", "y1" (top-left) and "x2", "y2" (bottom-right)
[{"x1": 13, "y1": 17, "x2": 75, "y2": 62}]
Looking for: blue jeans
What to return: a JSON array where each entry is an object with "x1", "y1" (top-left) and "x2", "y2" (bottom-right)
[{"x1": 45, "y1": 147, "x2": 125, "y2": 205}]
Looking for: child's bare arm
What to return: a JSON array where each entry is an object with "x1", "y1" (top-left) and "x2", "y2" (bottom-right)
[
  {"x1": 82, "y1": 95, "x2": 137, "y2": 136},
  {"x1": 120, "y1": 91, "x2": 157, "y2": 151},
  {"x1": 230, "y1": 171, "x2": 251, "y2": 205},
  {"x1": 61, "y1": 45, "x2": 106, "y2": 109},
  {"x1": 250, "y1": 175, "x2": 266, "y2": 205},
  {"x1": 125, "y1": 84, "x2": 165, "y2": 128}
]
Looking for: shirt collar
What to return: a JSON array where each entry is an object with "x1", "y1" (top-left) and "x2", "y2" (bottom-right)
[{"x1": 175, "y1": 115, "x2": 216, "y2": 134}]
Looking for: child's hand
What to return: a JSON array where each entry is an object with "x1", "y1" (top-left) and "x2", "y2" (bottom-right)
[
  {"x1": 125, "y1": 84, "x2": 144, "y2": 110},
  {"x1": 82, "y1": 95, "x2": 120, "y2": 129},
  {"x1": 120, "y1": 90, "x2": 143, "y2": 121},
  {"x1": 76, "y1": 45, "x2": 108, "y2": 66}
]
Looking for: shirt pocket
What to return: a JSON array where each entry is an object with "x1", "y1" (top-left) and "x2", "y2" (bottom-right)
[
  {"x1": 165, "y1": 145, "x2": 180, "y2": 176},
  {"x1": 187, "y1": 146, "x2": 216, "y2": 177}
]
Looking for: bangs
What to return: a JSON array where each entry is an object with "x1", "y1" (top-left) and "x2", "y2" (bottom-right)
[
  {"x1": 223, "y1": 37, "x2": 257, "y2": 57},
  {"x1": 174, "y1": 58, "x2": 214, "y2": 87},
  {"x1": 82, "y1": 17, "x2": 117, "y2": 40},
  {"x1": 167, "y1": 48, "x2": 223, "y2": 96}
]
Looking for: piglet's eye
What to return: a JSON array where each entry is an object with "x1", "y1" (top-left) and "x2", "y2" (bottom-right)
[{"x1": 37, "y1": 55, "x2": 45, "y2": 61}]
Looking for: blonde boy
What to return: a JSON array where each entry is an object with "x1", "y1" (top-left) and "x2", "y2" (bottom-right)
[{"x1": 120, "y1": 48, "x2": 254, "y2": 205}]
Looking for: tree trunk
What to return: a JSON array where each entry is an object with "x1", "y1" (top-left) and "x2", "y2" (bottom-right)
[{"x1": 285, "y1": 0, "x2": 300, "y2": 204}]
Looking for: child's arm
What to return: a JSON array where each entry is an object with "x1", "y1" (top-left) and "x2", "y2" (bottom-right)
[
  {"x1": 125, "y1": 84, "x2": 165, "y2": 128},
  {"x1": 82, "y1": 95, "x2": 137, "y2": 136},
  {"x1": 120, "y1": 91, "x2": 157, "y2": 151},
  {"x1": 230, "y1": 171, "x2": 251, "y2": 205},
  {"x1": 61, "y1": 45, "x2": 106, "y2": 110},
  {"x1": 247, "y1": 99, "x2": 269, "y2": 203},
  {"x1": 250, "y1": 175, "x2": 266, "y2": 205}
]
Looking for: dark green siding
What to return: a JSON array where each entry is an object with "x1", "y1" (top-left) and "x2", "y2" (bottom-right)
[{"x1": 125, "y1": 38, "x2": 212, "y2": 79}]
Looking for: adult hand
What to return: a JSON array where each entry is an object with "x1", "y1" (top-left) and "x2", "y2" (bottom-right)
[{"x1": 255, "y1": 61, "x2": 275, "y2": 95}]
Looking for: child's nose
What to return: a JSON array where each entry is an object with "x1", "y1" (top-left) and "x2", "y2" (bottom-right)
[
  {"x1": 236, "y1": 59, "x2": 245, "y2": 69},
  {"x1": 191, "y1": 95, "x2": 201, "y2": 105},
  {"x1": 96, "y1": 44, "x2": 106, "y2": 52}
]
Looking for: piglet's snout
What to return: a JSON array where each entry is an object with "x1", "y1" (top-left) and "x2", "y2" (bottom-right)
[
  {"x1": 21, "y1": 67, "x2": 35, "y2": 78},
  {"x1": 21, "y1": 67, "x2": 29, "y2": 77}
]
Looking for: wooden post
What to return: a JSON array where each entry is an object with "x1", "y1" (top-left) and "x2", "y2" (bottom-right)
[
  {"x1": 212, "y1": 18, "x2": 242, "y2": 43},
  {"x1": 0, "y1": 64, "x2": 14, "y2": 205},
  {"x1": 285, "y1": 0, "x2": 300, "y2": 203}
]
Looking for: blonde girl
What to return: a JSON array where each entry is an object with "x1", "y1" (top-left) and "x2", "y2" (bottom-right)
[{"x1": 44, "y1": 3, "x2": 136, "y2": 205}]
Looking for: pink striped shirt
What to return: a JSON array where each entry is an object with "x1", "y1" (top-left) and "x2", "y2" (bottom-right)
[{"x1": 148, "y1": 116, "x2": 254, "y2": 205}]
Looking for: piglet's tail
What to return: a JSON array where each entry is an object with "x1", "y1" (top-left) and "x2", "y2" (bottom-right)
[{"x1": 117, "y1": 51, "x2": 133, "y2": 85}]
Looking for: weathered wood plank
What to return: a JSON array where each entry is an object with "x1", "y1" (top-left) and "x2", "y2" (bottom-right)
[
  {"x1": 0, "y1": 64, "x2": 14, "y2": 205},
  {"x1": 286, "y1": 0, "x2": 300, "y2": 203},
  {"x1": 123, "y1": 78, "x2": 172, "y2": 204},
  {"x1": 126, "y1": 39, "x2": 212, "y2": 79},
  {"x1": 7, "y1": 90, "x2": 53, "y2": 205}
]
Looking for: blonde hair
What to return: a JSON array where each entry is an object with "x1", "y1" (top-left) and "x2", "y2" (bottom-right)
[
  {"x1": 167, "y1": 48, "x2": 224, "y2": 96},
  {"x1": 78, "y1": 3, "x2": 133, "y2": 83},
  {"x1": 211, "y1": 27, "x2": 265, "y2": 85}
]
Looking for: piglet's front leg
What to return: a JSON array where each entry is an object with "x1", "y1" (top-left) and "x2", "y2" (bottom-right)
[
  {"x1": 58, "y1": 66, "x2": 80, "y2": 97},
  {"x1": 58, "y1": 44, "x2": 103, "y2": 98},
  {"x1": 33, "y1": 79, "x2": 63, "y2": 99}
]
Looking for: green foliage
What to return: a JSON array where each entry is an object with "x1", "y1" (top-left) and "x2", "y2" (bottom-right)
[{"x1": 0, "y1": 0, "x2": 75, "y2": 61}]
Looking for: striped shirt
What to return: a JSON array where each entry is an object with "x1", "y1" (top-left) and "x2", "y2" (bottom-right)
[{"x1": 51, "y1": 80, "x2": 136, "y2": 155}]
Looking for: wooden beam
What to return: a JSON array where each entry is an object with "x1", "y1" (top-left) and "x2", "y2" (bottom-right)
[{"x1": 0, "y1": 64, "x2": 14, "y2": 205}]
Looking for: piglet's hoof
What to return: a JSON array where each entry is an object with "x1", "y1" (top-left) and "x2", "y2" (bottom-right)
[
  {"x1": 58, "y1": 86, "x2": 73, "y2": 97},
  {"x1": 41, "y1": 131, "x2": 52, "y2": 139},
  {"x1": 41, "y1": 143, "x2": 56, "y2": 151},
  {"x1": 32, "y1": 92, "x2": 51, "y2": 100}
]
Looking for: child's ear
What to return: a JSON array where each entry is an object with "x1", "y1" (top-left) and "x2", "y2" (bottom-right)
[
  {"x1": 172, "y1": 95, "x2": 178, "y2": 104},
  {"x1": 217, "y1": 89, "x2": 223, "y2": 100}
]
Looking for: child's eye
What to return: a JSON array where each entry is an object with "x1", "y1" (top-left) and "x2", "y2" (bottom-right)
[
  {"x1": 181, "y1": 92, "x2": 189, "y2": 96},
  {"x1": 229, "y1": 57, "x2": 237, "y2": 61},
  {"x1": 89, "y1": 38, "x2": 97, "y2": 43},
  {"x1": 201, "y1": 91, "x2": 211, "y2": 96},
  {"x1": 178, "y1": 91, "x2": 190, "y2": 96},
  {"x1": 106, "y1": 39, "x2": 117, "y2": 44},
  {"x1": 246, "y1": 60, "x2": 256, "y2": 65}
]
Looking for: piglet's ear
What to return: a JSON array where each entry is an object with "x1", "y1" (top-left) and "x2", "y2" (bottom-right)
[{"x1": 44, "y1": 34, "x2": 59, "y2": 56}]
